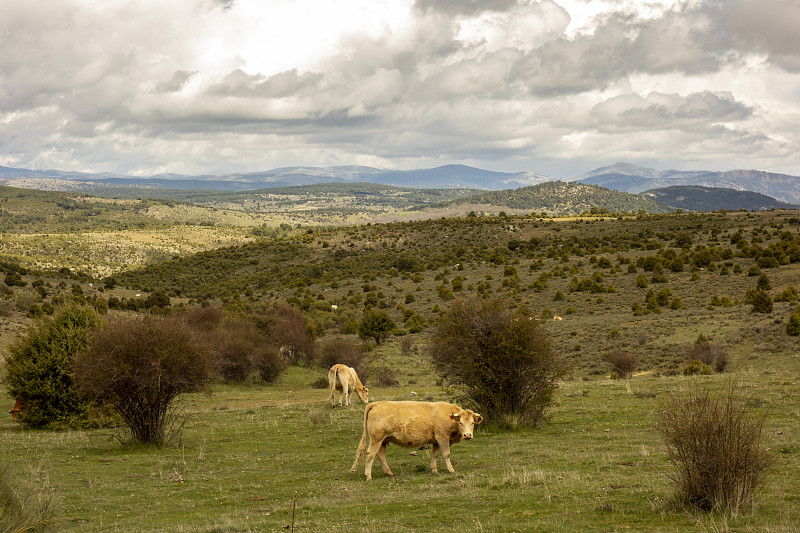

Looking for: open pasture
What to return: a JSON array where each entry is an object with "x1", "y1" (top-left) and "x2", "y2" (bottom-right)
[{"x1": 2, "y1": 345, "x2": 799, "y2": 533}]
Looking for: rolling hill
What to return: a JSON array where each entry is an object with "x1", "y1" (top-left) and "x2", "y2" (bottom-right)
[
  {"x1": 641, "y1": 185, "x2": 797, "y2": 212},
  {"x1": 430, "y1": 181, "x2": 674, "y2": 215}
]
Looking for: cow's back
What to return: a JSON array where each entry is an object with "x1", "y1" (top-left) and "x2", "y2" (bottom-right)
[{"x1": 365, "y1": 401, "x2": 458, "y2": 448}]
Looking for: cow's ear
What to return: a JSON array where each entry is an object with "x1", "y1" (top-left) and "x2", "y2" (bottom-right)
[
  {"x1": 474, "y1": 414, "x2": 484, "y2": 424},
  {"x1": 450, "y1": 413, "x2": 461, "y2": 422}
]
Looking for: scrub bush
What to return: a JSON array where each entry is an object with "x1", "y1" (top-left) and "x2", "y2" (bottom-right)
[
  {"x1": 657, "y1": 383, "x2": 773, "y2": 514},
  {"x1": 429, "y1": 297, "x2": 569, "y2": 428},
  {"x1": 74, "y1": 314, "x2": 215, "y2": 445}
]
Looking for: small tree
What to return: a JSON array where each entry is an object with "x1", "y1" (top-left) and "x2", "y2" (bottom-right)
[
  {"x1": 745, "y1": 288, "x2": 773, "y2": 314},
  {"x1": 656, "y1": 382, "x2": 773, "y2": 514},
  {"x1": 74, "y1": 314, "x2": 214, "y2": 445},
  {"x1": 5, "y1": 304, "x2": 101, "y2": 428},
  {"x1": 429, "y1": 297, "x2": 569, "y2": 428},
  {"x1": 358, "y1": 309, "x2": 396, "y2": 345}
]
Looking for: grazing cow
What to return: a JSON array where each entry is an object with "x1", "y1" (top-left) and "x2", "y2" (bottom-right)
[
  {"x1": 351, "y1": 401, "x2": 483, "y2": 480},
  {"x1": 328, "y1": 364, "x2": 369, "y2": 406}
]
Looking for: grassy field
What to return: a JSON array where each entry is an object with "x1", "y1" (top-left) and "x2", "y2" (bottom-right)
[
  {"x1": 1, "y1": 339, "x2": 799, "y2": 533},
  {"x1": 3, "y1": 197, "x2": 800, "y2": 531}
]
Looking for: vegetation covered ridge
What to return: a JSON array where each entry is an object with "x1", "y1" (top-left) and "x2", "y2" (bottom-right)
[{"x1": 417, "y1": 181, "x2": 675, "y2": 214}]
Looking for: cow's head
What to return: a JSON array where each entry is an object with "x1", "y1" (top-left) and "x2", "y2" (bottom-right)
[
  {"x1": 450, "y1": 409, "x2": 483, "y2": 440},
  {"x1": 356, "y1": 386, "x2": 369, "y2": 403}
]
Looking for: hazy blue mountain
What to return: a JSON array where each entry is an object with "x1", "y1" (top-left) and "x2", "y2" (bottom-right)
[
  {"x1": 575, "y1": 162, "x2": 800, "y2": 204},
  {"x1": 0, "y1": 164, "x2": 550, "y2": 191},
  {"x1": 2, "y1": 162, "x2": 800, "y2": 206}
]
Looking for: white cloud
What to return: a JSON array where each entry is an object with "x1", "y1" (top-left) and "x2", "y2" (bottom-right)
[{"x1": 0, "y1": 0, "x2": 799, "y2": 177}]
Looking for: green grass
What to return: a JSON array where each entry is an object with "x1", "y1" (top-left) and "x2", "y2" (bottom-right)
[
  {"x1": 2, "y1": 349, "x2": 798, "y2": 533},
  {"x1": 3, "y1": 202, "x2": 800, "y2": 531}
]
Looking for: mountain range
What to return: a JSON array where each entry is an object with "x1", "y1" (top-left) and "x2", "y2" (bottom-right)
[{"x1": 1, "y1": 162, "x2": 799, "y2": 205}]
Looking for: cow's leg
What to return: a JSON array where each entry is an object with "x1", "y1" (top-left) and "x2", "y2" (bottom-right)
[
  {"x1": 436, "y1": 437, "x2": 456, "y2": 473},
  {"x1": 377, "y1": 443, "x2": 393, "y2": 477},
  {"x1": 345, "y1": 385, "x2": 352, "y2": 406},
  {"x1": 430, "y1": 443, "x2": 440, "y2": 474},
  {"x1": 364, "y1": 438, "x2": 384, "y2": 481}
]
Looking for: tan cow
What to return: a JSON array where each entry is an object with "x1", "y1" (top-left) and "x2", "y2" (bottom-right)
[
  {"x1": 328, "y1": 364, "x2": 369, "y2": 407},
  {"x1": 351, "y1": 400, "x2": 483, "y2": 480}
]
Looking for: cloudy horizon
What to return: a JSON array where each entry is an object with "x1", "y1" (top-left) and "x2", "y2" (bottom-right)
[{"x1": 1, "y1": 0, "x2": 799, "y2": 179}]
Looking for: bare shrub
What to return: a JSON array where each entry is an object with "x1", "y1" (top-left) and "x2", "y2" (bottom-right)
[
  {"x1": 316, "y1": 337, "x2": 365, "y2": 374},
  {"x1": 685, "y1": 336, "x2": 729, "y2": 372},
  {"x1": 206, "y1": 317, "x2": 257, "y2": 382},
  {"x1": 74, "y1": 314, "x2": 215, "y2": 445},
  {"x1": 209, "y1": 316, "x2": 284, "y2": 383},
  {"x1": 429, "y1": 297, "x2": 569, "y2": 428},
  {"x1": 656, "y1": 382, "x2": 773, "y2": 514},
  {"x1": 183, "y1": 307, "x2": 286, "y2": 384},
  {"x1": 374, "y1": 366, "x2": 400, "y2": 387},
  {"x1": 264, "y1": 305, "x2": 315, "y2": 365},
  {"x1": 0, "y1": 298, "x2": 14, "y2": 317},
  {"x1": 602, "y1": 350, "x2": 639, "y2": 379},
  {"x1": 399, "y1": 336, "x2": 414, "y2": 355},
  {"x1": 181, "y1": 304, "x2": 223, "y2": 330},
  {"x1": 14, "y1": 288, "x2": 40, "y2": 312}
]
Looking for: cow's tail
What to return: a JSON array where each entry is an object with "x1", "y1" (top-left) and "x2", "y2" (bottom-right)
[
  {"x1": 327, "y1": 366, "x2": 338, "y2": 403},
  {"x1": 350, "y1": 402, "x2": 374, "y2": 471}
]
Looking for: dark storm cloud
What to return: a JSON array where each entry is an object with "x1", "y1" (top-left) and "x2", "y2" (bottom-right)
[
  {"x1": 157, "y1": 70, "x2": 199, "y2": 93},
  {"x1": 592, "y1": 91, "x2": 754, "y2": 133},
  {"x1": 706, "y1": 0, "x2": 800, "y2": 72},
  {"x1": 414, "y1": 0, "x2": 518, "y2": 16},
  {"x1": 208, "y1": 69, "x2": 324, "y2": 98}
]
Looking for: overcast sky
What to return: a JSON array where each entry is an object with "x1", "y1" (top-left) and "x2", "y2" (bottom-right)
[{"x1": 1, "y1": 0, "x2": 799, "y2": 179}]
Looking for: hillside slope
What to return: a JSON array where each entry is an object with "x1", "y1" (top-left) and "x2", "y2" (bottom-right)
[
  {"x1": 641, "y1": 185, "x2": 797, "y2": 212},
  {"x1": 431, "y1": 181, "x2": 674, "y2": 215}
]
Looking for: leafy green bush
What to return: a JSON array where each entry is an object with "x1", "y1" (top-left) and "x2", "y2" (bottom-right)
[
  {"x1": 657, "y1": 383, "x2": 773, "y2": 513},
  {"x1": 358, "y1": 308, "x2": 396, "y2": 345},
  {"x1": 5, "y1": 304, "x2": 101, "y2": 428},
  {"x1": 429, "y1": 297, "x2": 569, "y2": 428},
  {"x1": 787, "y1": 307, "x2": 800, "y2": 336},
  {"x1": 683, "y1": 360, "x2": 713, "y2": 375}
]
